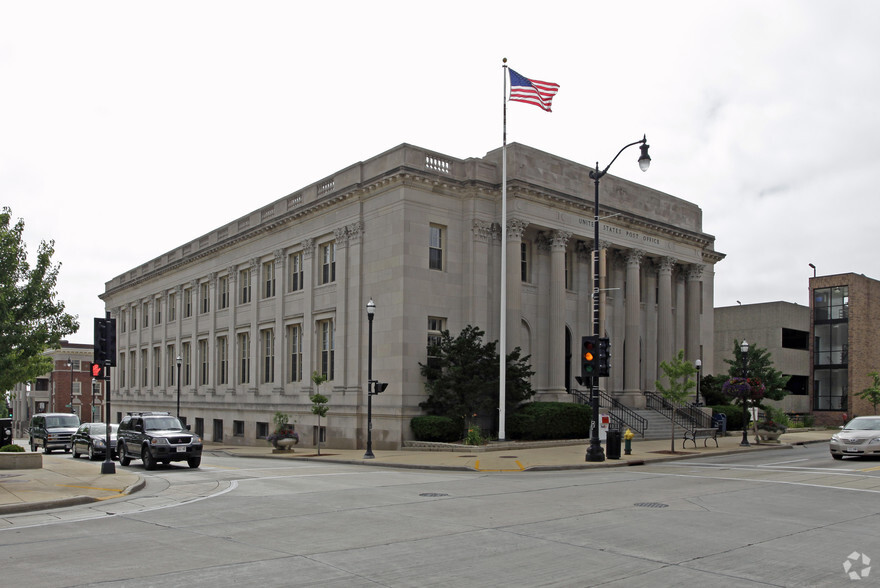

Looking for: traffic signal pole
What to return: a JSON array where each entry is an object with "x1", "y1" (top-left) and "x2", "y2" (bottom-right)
[{"x1": 97, "y1": 312, "x2": 116, "y2": 474}]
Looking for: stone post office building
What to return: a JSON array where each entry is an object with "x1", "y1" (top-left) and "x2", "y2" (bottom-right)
[{"x1": 100, "y1": 143, "x2": 724, "y2": 449}]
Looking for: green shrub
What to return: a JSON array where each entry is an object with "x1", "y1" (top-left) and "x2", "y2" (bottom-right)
[
  {"x1": 0, "y1": 444, "x2": 25, "y2": 452},
  {"x1": 507, "y1": 402, "x2": 591, "y2": 440},
  {"x1": 464, "y1": 425, "x2": 484, "y2": 446},
  {"x1": 710, "y1": 405, "x2": 747, "y2": 431},
  {"x1": 410, "y1": 416, "x2": 461, "y2": 442}
]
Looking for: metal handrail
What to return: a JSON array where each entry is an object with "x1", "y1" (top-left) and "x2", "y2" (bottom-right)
[
  {"x1": 644, "y1": 391, "x2": 712, "y2": 431},
  {"x1": 567, "y1": 388, "x2": 647, "y2": 437}
]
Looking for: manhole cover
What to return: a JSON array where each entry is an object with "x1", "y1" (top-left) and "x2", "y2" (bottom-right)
[
  {"x1": 500, "y1": 455, "x2": 519, "y2": 459},
  {"x1": 419, "y1": 492, "x2": 449, "y2": 497},
  {"x1": 634, "y1": 502, "x2": 669, "y2": 508}
]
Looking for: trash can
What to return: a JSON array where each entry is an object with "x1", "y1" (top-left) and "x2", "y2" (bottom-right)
[
  {"x1": 605, "y1": 429, "x2": 622, "y2": 460},
  {"x1": 0, "y1": 418, "x2": 12, "y2": 447},
  {"x1": 712, "y1": 413, "x2": 727, "y2": 437}
]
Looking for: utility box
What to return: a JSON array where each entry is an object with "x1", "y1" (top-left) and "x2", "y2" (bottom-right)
[{"x1": 606, "y1": 429, "x2": 622, "y2": 460}]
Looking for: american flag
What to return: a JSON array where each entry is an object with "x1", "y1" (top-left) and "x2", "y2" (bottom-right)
[{"x1": 508, "y1": 69, "x2": 560, "y2": 112}]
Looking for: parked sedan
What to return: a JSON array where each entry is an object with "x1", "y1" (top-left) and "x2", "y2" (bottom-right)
[
  {"x1": 71, "y1": 423, "x2": 119, "y2": 460},
  {"x1": 830, "y1": 416, "x2": 880, "y2": 459}
]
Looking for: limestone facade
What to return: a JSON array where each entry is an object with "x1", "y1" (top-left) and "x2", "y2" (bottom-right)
[{"x1": 99, "y1": 143, "x2": 724, "y2": 449}]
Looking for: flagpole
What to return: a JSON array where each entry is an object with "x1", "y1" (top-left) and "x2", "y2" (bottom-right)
[{"x1": 498, "y1": 58, "x2": 508, "y2": 441}]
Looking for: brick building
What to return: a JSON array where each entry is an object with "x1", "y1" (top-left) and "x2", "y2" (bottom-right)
[{"x1": 810, "y1": 272, "x2": 880, "y2": 425}]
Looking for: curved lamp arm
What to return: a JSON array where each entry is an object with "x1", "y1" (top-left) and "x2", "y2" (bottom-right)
[{"x1": 589, "y1": 135, "x2": 651, "y2": 180}]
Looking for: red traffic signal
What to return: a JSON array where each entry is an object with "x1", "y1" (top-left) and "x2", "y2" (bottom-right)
[{"x1": 90, "y1": 362, "x2": 104, "y2": 379}]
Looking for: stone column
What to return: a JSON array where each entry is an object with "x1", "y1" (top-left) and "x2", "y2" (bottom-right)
[
  {"x1": 548, "y1": 230, "x2": 571, "y2": 396},
  {"x1": 471, "y1": 220, "x2": 494, "y2": 331},
  {"x1": 226, "y1": 267, "x2": 238, "y2": 390},
  {"x1": 686, "y1": 264, "x2": 704, "y2": 363},
  {"x1": 505, "y1": 218, "x2": 528, "y2": 353},
  {"x1": 301, "y1": 238, "x2": 315, "y2": 388},
  {"x1": 657, "y1": 257, "x2": 676, "y2": 372},
  {"x1": 624, "y1": 249, "x2": 644, "y2": 396},
  {"x1": 272, "y1": 250, "x2": 284, "y2": 391}
]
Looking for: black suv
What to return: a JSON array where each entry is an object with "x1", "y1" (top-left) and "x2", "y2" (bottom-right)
[
  {"x1": 116, "y1": 412, "x2": 202, "y2": 470},
  {"x1": 28, "y1": 413, "x2": 81, "y2": 453}
]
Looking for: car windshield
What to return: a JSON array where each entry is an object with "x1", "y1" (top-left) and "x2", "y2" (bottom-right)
[
  {"x1": 45, "y1": 415, "x2": 80, "y2": 428},
  {"x1": 90, "y1": 424, "x2": 119, "y2": 435},
  {"x1": 143, "y1": 417, "x2": 183, "y2": 431},
  {"x1": 844, "y1": 418, "x2": 880, "y2": 431}
]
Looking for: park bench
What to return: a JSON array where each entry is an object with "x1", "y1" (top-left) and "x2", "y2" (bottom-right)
[{"x1": 683, "y1": 427, "x2": 720, "y2": 449}]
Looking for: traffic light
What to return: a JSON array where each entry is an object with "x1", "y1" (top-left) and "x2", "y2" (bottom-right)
[
  {"x1": 597, "y1": 337, "x2": 611, "y2": 377},
  {"x1": 90, "y1": 362, "x2": 104, "y2": 379},
  {"x1": 94, "y1": 318, "x2": 108, "y2": 364},
  {"x1": 581, "y1": 336, "x2": 599, "y2": 380},
  {"x1": 93, "y1": 317, "x2": 117, "y2": 366}
]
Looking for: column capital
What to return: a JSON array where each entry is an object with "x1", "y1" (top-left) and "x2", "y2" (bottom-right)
[
  {"x1": 657, "y1": 256, "x2": 677, "y2": 274},
  {"x1": 550, "y1": 230, "x2": 572, "y2": 251},
  {"x1": 302, "y1": 238, "x2": 315, "y2": 258},
  {"x1": 626, "y1": 249, "x2": 645, "y2": 267},
  {"x1": 506, "y1": 218, "x2": 529, "y2": 241},
  {"x1": 688, "y1": 264, "x2": 705, "y2": 281},
  {"x1": 472, "y1": 219, "x2": 494, "y2": 242}
]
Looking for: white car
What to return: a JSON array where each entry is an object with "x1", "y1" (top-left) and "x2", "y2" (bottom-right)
[{"x1": 830, "y1": 416, "x2": 880, "y2": 460}]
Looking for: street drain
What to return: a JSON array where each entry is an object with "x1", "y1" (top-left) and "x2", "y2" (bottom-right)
[
  {"x1": 419, "y1": 492, "x2": 449, "y2": 497},
  {"x1": 500, "y1": 455, "x2": 519, "y2": 459},
  {"x1": 634, "y1": 502, "x2": 669, "y2": 508}
]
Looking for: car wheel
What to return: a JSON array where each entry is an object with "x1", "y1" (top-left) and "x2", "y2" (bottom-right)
[
  {"x1": 44, "y1": 445, "x2": 52, "y2": 454},
  {"x1": 88, "y1": 445, "x2": 97, "y2": 460},
  {"x1": 142, "y1": 447, "x2": 156, "y2": 471},
  {"x1": 187, "y1": 457, "x2": 201, "y2": 469},
  {"x1": 832, "y1": 453, "x2": 843, "y2": 460},
  {"x1": 117, "y1": 442, "x2": 131, "y2": 466},
  {"x1": 72, "y1": 444, "x2": 80, "y2": 459}
]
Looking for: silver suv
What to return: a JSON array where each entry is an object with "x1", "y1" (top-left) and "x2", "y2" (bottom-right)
[{"x1": 28, "y1": 413, "x2": 81, "y2": 453}]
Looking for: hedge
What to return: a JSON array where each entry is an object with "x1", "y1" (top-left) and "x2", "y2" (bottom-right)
[
  {"x1": 507, "y1": 402, "x2": 591, "y2": 440},
  {"x1": 410, "y1": 416, "x2": 462, "y2": 442},
  {"x1": 709, "y1": 404, "x2": 748, "y2": 431}
]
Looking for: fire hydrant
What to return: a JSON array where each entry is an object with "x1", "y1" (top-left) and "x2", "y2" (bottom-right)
[{"x1": 624, "y1": 428, "x2": 634, "y2": 455}]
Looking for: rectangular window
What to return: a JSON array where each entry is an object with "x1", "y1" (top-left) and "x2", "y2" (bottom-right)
[
  {"x1": 427, "y1": 317, "x2": 446, "y2": 349},
  {"x1": 263, "y1": 260, "x2": 276, "y2": 298},
  {"x1": 153, "y1": 347, "x2": 161, "y2": 387},
  {"x1": 261, "y1": 328, "x2": 274, "y2": 383},
  {"x1": 319, "y1": 319, "x2": 335, "y2": 380},
  {"x1": 233, "y1": 420, "x2": 244, "y2": 437},
  {"x1": 288, "y1": 252, "x2": 303, "y2": 292},
  {"x1": 128, "y1": 352, "x2": 136, "y2": 388},
  {"x1": 256, "y1": 421, "x2": 269, "y2": 439},
  {"x1": 131, "y1": 307, "x2": 137, "y2": 330},
  {"x1": 154, "y1": 299, "x2": 162, "y2": 325},
  {"x1": 72, "y1": 381, "x2": 82, "y2": 396},
  {"x1": 238, "y1": 332, "x2": 250, "y2": 384},
  {"x1": 183, "y1": 287, "x2": 193, "y2": 318},
  {"x1": 565, "y1": 251, "x2": 572, "y2": 290},
  {"x1": 287, "y1": 324, "x2": 302, "y2": 382},
  {"x1": 200, "y1": 282, "x2": 210, "y2": 314},
  {"x1": 320, "y1": 242, "x2": 336, "y2": 284},
  {"x1": 166, "y1": 344, "x2": 177, "y2": 387},
  {"x1": 119, "y1": 352, "x2": 126, "y2": 388},
  {"x1": 429, "y1": 224, "x2": 444, "y2": 270},
  {"x1": 120, "y1": 310, "x2": 127, "y2": 333},
  {"x1": 198, "y1": 339, "x2": 209, "y2": 386},
  {"x1": 782, "y1": 328, "x2": 809, "y2": 350},
  {"x1": 240, "y1": 268, "x2": 252, "y2": 304},
  {"x1": 142, "y1": 303, "x2": 149, "y2": 328},
  {"x1": 182, "y1": 341, "x2": 192, "y2": 386},
  {"x1": 168, "y1": 292, "x2": 177, "y2": 322},
  {"x1": 217, "y1": 336, "x2": 228, "y2": 385},
  {"x1": 219, "y1": 275, "x2": 229, "y2": 309},
  {"x1": 521, "y1": 242, "x2": 531, "y2": 282}
]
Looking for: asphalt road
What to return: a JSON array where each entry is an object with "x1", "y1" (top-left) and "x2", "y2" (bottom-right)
[{"x1": 1, "y1": 444, "x2": 878, "y2": 587}]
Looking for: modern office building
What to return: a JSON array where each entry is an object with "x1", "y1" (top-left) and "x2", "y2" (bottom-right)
[
  {"x1": 713, "y1": 301, "x2": 810, "y2": 414},
  {"x1": 810, "y1": 273, "x2": 880, "y2": 425},
  {"x1": 99, "y1": 143, "x2": 724, "y2": 449}
]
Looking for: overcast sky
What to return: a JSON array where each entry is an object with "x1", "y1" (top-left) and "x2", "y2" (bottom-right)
[{"x1": 3, "y1": 1, "x2": 878, "y2": 345}]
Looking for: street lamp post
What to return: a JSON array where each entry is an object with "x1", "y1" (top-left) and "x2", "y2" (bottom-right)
[
  {"x1": 695, "y1": 359, "x2": 702, "y2": 405},
  {"x1": 740, "y1": 340, "x2": 750, "y2": 447},
  {"x1": 364, "y1": 299, "x2": 376, "y2": 459},
  {"x1": 68, "y1": 358, "x2": 74, "y2": 414},
  {"x1": 176, "y1": 355, "x2": 182, "y2": 419},
  {"x1": 585, "y1": 136, "x2": 651, "y2": 462}
]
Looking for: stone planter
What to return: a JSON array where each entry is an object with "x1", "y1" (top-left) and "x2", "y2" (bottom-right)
[
  {"x1": 0, "y1": 452, "x2": 42, "y2": 469},
  {"x1": 272, "y1": 437, "x2": 298, "y2": 452},
  {"x1": 756, "y1": 430, "x2": 784, "y2": 443}
]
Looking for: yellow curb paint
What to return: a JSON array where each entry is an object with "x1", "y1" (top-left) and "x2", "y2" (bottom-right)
[
  {"x1": 59, "y1": 485, "x2": 124, "y2": 492},
  {"x1": 473, "y1": 459, "x2": 525, "y2": 472},
  {"x1": 860, "y1": 465, "x2": 880, "y2": 472}
]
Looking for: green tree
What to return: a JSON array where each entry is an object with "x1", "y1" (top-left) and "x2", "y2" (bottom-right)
[
  {"x1": 418, "y1": 325, "x2": 535, "y2": 435},
  {"x1": 310, "y1": 371, "x2": 329, "y2": 455},
  {"x1": 0, "y1": 207, "x2": 79, "y2": 392},
  {"x1": 858, "y1": 371, "x2": 880, "y2": 415},
  {"x1": 723, "y1": 340, "x2": 790, "y2": 403},
  {"x1": 655, "y1": 349, "x2": 697, "y2": 453}
]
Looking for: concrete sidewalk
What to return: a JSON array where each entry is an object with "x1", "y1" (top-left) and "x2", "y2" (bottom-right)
[{"x1": 0, "y1": 430, "x2": 832, "y2": 515}]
